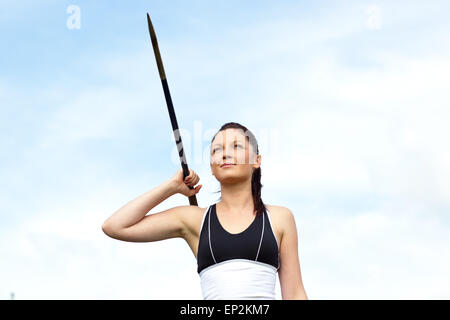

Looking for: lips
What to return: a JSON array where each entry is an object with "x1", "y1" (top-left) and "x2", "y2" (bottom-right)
[{"x1": 220, "y1": 163, "x2": 236, "y2": 168}]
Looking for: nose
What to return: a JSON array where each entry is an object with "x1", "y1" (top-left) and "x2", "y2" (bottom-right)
[
  {"x1": 221, "y1": 145, "x2": 235, "y2": 159},
  {"x1": 222, "y1": 154, "x2": 234, "y2": 161}
]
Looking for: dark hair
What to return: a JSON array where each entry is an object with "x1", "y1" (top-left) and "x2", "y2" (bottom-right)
[{"x1": 211, "y1": 122, "x2": 265, "y2": 217}]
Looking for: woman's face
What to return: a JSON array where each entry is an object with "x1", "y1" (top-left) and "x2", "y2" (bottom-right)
[{"x1": 210, "y1": 128, "x2": 261, "y2": 183}]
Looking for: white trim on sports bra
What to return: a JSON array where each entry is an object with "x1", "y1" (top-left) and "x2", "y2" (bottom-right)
[
  {"x1": 265, "y1": 206, "x2": 279, "y2": 250},
  {"x1": 255, "y1": 211, "x2": 265, "y2": 261},
  {"x1": 208, "y1": 206, "x2": 218, "y2": 264}
]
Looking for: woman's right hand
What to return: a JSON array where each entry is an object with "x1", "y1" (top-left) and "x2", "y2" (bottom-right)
[{"x1": 170, "y1": 168, "x2": 202, "y2": 198}]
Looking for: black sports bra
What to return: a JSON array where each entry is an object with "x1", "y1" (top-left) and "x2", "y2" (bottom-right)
[{"x1": 197, "y1": 203, "x2": 279, "y2": 274}]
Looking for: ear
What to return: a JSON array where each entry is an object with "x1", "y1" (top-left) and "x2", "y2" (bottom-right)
[{"x1": 252, "y1": 154, "x2": 261, "y2": 170}]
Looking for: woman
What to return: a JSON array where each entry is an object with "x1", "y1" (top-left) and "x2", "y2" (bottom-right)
[{"x1": 102, "y1": 122, "x2": 308, "y2": 300}]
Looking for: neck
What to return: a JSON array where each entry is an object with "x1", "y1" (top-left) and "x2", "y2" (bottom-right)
[{"x1": 218, "y1": 177, "x2": 254, "y2": 215}]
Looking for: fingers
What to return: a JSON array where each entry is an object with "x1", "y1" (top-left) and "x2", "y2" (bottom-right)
[
  {"x1": 189, "y1": 184, "x2": 202, "y2": 196},
  {"x1": 182, "y1": 169, "x2": 202, "y2": 197},
  {"x1": 184, "y1": 169, "x2": 200, "y2": 186}
]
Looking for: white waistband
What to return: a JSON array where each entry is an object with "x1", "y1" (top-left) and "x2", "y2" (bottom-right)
[{"x1": 199, "y1": 259, "x2": 277, "y2": 300}]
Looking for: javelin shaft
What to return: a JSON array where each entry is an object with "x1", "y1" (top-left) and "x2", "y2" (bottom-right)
[{"x1": 146, "y1": 12, "x2": 198, "y2": 206}]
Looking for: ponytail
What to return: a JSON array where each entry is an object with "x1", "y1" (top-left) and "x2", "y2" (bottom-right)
[{"x1": 251, "y1": 166, "x2": 265, "y2": 217}]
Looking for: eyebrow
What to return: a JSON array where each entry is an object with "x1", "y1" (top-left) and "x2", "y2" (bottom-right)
[{"x1": 212, "y1": 141, "x2": 245, "y2": 148}]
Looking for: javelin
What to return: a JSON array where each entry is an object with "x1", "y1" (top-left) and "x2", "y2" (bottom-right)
[{"x1": 146, "y1": 12, "x2": 198, "y2": 206}]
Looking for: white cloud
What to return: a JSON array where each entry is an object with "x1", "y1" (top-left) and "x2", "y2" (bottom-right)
[
  {"x1": 0, "y1": 183, "x2": 205, "y2": 299},
  {"x1": 301, "y1": 208, "x2": 450, "y2": 299},
  {"x1": 248, "y1": 49, "x2": 450, "y2": 206},
  {"x1": 38, "y1": 84, "x2": 165, "y2": 146}
]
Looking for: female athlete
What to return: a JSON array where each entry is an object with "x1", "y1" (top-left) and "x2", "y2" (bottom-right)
[{"x1": 102, "y1": 122, "x2": 308, "y2": 300}]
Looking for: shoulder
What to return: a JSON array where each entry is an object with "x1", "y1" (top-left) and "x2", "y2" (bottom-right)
[
  {"x1": 265, "y1": 204, "x2": 294, "y2": 220},
  {"x1": 265, "y1": 205, "x2": 300, "y2": 255},
  {"x1": 174, "y1": 205, "x2": 208, "y2": 223},
  {"x1": 173, "y1": 204, "x2": 206, "y2": 216},
  {"x1": 265, "y1": 204, "x2": 297, "y2": 234},
  {"x1": 175, "y1": 205, "x2": 210, "y2": 237}
]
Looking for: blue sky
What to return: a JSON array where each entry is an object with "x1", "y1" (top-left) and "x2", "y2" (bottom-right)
[{"x1": 1, "y1": 1, "x2": 450, "y2": 299}]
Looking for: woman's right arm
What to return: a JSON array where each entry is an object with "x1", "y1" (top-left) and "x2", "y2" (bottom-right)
[{"x1": 101, "y1": 169, "x2": 202, "y2": 242}]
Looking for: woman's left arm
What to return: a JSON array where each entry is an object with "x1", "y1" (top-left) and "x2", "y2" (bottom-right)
[{"x1": 278, "y1": 207, "x2": 308, "y2": 300}]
